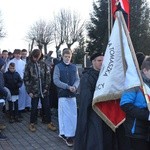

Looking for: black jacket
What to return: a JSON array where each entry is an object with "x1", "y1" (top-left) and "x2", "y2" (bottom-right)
[
  {"x1": 121, "y1": 103, "x2": 150, "y2": 141},
  {"x1": 4, "y1": 70, "x2": 23, "y2": 95},
  {"x1": 74, "y1": 68, "x2": 103, "y2": 150},
  {"x1": 0, "y1": 71, "x2": 7, "y2": 98}
]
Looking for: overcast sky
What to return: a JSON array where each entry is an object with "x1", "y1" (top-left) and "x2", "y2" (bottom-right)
[
  {"x1": 0, "y1": 0, "x2": 150, "y2": 54},
  {"x1": 0, "y1": 0, "x2": 93, "y2": 53}
]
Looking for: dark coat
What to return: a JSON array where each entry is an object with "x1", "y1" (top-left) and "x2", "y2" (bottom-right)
[
  {"x1": 0, "y1": 71, "x2": 7, "y2": 98},
  {"x1": 4, "y1": 70, "x2": 23, "y2": 95},
  {"x1": 74, "y1": 68, "x2": 103, "y2": 150},
  {"x1": 74, "y1": 68, "x2": 131, "y2": 150}
]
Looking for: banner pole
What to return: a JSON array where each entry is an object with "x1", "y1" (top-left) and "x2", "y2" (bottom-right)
[{"x1": 108, "y1": 0, "x2": 111, "y2": 38}]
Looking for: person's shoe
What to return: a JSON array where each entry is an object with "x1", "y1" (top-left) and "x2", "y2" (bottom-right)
[
  {"x1": 0, "y1": 124, "x2": 6, "y2": 130},
  {"x1": 47, "y1": 122, "x2": 57, "y2": 131},
  {"x1": 0, "y1": 133, "x2": 7, "y2": 141},
  {"x1": 59, "y1": 134, "x2": 67, "y2": 142},
  {"x1": 66, "y1": 137, "x2": 73, "y2": 147},
  {"x1": 29, "y1": 123, "x2": 36, "y2": 132}
]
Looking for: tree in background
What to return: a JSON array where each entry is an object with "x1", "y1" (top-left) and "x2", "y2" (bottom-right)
[
  {"x1": 130, "y1": 0, "x2": 150, "y2": 55},
  {"x1": 53, "y1": 10, "x2": 66, "y2": 57},
  {"x1": 63, "y1": 10, "x2": 85, "y2": 49},
  {"x1": 54, "y1": 9, "x2": 85, "y2": 57},
  {"x1": 26, "y1": 19, "x2": 54, "y2": 54},
  {"x1": 72, "y1": 33, "x2": 85, "y2": 65},
  {"x1": 86, "y1": 0, "x2": 150, "y2": 55},
  {"x1": 86, "y1": 0, "x2": 108, "y2": 55},
  {"x1": 0, "y1": 11, "x2": 6, "y2": 39}
]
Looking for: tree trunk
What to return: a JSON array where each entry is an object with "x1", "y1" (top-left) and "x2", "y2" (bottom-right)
[
  {"x1": 44, "y1": 44, "x2": 47, "y2": 55},
  {"x1": 38, "y1": 44, "x2": 43, "y2": 51},
  {"x1": 31, "y1": 38, "x2": 35, "y2": 51}
]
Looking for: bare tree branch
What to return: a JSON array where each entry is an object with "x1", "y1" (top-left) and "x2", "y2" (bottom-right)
[
  {"x1": 26, "y1": 19, "x2": 54, "y2": 54},
  {"x1": 0, "y1": 11, "x2": 6, "y2": 39},
  {"x1": 54, "y1": 9, "x2": 85, "y2": 52}
]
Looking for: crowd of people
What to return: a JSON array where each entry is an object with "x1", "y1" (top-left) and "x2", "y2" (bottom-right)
[
  {"x1": 0, "y1": 49, "x2": 58, "y2": 141},
  {"x1": 0, "y1": 48, "x2": 150, "y2": 150}
]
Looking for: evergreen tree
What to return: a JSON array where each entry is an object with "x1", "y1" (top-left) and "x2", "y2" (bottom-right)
[
  {"x1": 86, "y1": 0, "x2": 108, "y2": 55},
  {"x1": 86, "y1": 0, "x2": 150, "y2": 55},
  {"x1": 130, "y1": 0, "x2": 150, "y2": 55}
]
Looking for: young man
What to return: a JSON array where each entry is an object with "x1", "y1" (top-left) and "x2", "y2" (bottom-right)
[
  {"x1": 24, "y1": 49, "x2": 56, "y2": 132},
  {"x1": 120, "y1": 56, "x2": 150, "y2": 150},
  {"x1": 53, "y1": 48, "x2": 80, "y2": 147}
]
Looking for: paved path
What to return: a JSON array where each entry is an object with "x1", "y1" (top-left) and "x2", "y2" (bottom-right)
[{"x1": 0, "y1": 110, "x2": 73, "y2": 150}]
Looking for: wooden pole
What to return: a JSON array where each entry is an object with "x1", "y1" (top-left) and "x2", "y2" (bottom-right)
[
  {"x1": 117, "y1": 11, "x2": 150, "y2": 111},
  {"x1": 108, "y1": 0, "x2": 111, "y2": 38}
]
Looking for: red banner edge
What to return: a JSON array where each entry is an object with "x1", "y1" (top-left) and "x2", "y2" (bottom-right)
[{"x1": 92, "y1": 104, "x2": 125, "y2": 132}]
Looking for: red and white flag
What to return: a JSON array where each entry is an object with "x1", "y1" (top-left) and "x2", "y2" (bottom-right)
[
  {"x1": 111, "y1": 0, "x2": 130, "y2": 29},
  {"x1": 111, "y1": 0, "x2": 129, "y2": 14},
  {"x1": 92, "y1": 13, "x2": 140, "y2": 131}
]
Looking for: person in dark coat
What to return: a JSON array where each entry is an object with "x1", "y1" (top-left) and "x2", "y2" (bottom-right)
[
  {"x1": 74, "y1": 52, "x2": 131, "y2": 150},
  {"x1": 0, "y1": 58, "x2": 9, "y2": 140},
  {"x1": 74, "y1": 52, "x2": 104, "y2": 150},
  {"x1": 4, "y1": 62, "x2": 23, "y2": 123},
  {"x1": 0, "y1": 59, "x2": 8, "y2": 98}
]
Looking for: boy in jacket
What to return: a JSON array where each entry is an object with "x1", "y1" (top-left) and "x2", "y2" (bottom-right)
[
  {"x1": 4, "y1": 62, "x2": 23, "y2": 123},
  {"x1": 120, "y1": 56, "x2": 150, "y2": 150}
]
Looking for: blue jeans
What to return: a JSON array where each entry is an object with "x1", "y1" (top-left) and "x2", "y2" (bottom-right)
[{"x1": 30, "y1": 96, "x2": 51, "y2": 124}]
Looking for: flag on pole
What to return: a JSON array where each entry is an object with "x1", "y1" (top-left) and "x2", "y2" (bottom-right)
[
  {"x1": 111, "y1": 0, "x2": 130, "y2": 29},
  {"x1": 92, "y1": 12, "x2": 141, "y2": 131},
  {"x1": 112, "y1": 0, "x2": 129, "y2": 14}
]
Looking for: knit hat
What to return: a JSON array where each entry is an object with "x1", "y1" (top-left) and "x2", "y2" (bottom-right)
[
  {"x1": 136, "y1": 52, "x2": 145, "y2": 69},
  {"x1": 90, "y1": 52, "x2": 103, "y2": 61},
  {"x1": 0, "y1": 58, "x2": 5, "y2": 69}
]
